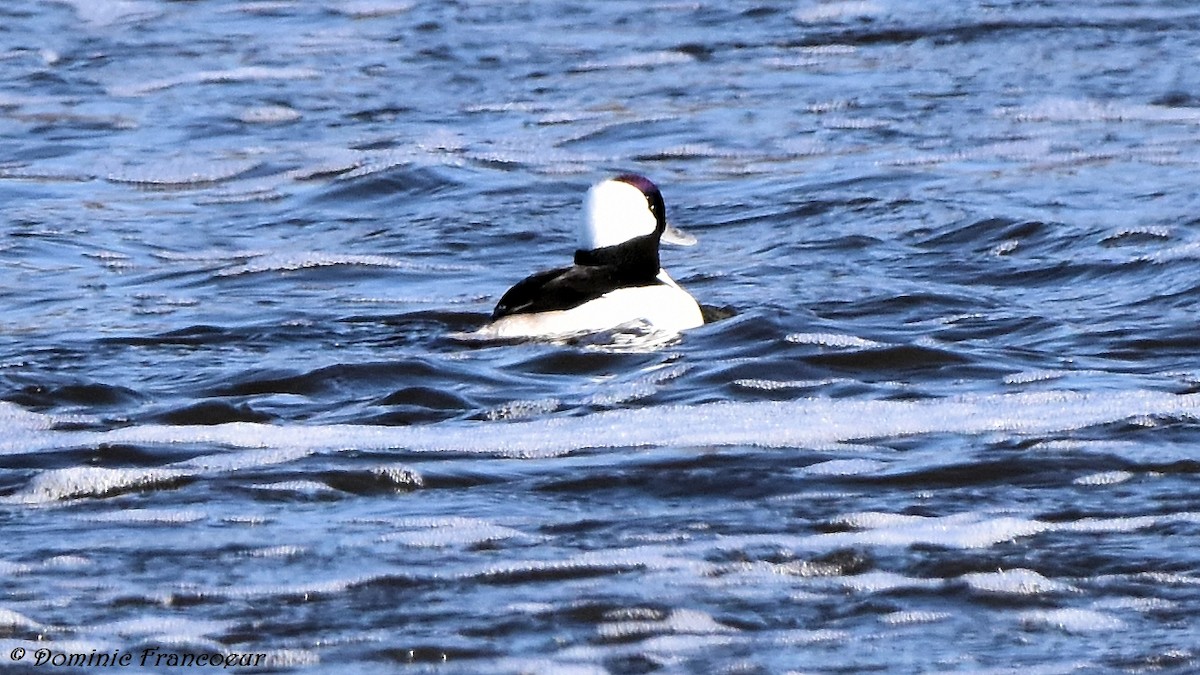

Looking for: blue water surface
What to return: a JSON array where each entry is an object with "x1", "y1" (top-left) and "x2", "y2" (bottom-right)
[{"x1": 2, "y1": 1, "x2": 1200, "y2": 672}]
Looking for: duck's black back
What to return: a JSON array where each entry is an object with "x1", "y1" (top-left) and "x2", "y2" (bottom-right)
[
  {"x1": 491, "y1": 263, "x2": 661, "y2": 320},
  {"x1": 491, "y1": 231, "x2": 664, "y2": 320}
]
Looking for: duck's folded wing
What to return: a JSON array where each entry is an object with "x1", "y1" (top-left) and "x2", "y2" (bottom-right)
[{"x1": 491, "y1": 265, "x2": 628, "y2": 319}]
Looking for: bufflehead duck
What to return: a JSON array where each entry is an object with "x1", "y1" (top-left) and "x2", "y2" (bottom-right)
[{"x1": 480, "y1": 174, "x2": 704, "y2": 339}]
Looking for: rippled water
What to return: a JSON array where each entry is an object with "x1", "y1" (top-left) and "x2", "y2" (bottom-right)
[{"x1": 3, "y1": 1, "x2": 1200, "y2": 672}]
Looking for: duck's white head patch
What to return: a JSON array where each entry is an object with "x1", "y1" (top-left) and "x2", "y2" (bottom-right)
[{"x1": 580, "y1": 177, "x2": 660, "y2": 251}]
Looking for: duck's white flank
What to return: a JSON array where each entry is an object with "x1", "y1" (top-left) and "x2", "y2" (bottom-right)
[{"x1": 482, "y1": 271, "x2": 702, "y2": 339}]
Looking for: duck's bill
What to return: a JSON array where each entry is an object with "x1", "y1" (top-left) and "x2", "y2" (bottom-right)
[{"x1": 662, "y1": 222, "x2": 697, "y2": 246}]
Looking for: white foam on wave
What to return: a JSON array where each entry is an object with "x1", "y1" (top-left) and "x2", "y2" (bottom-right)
[
  {"x1": 247, "y1": 480, "x2": 340, "y2": 497},
  {"x1": 43, "y1": 555, "x2": 89, "y2": 569},
  {"x1": 579, "y1": 363, "x2": 689, "y2": 407},
  {"x1": 793, "y1": 1, "x2": 883, "y2": 24},
  {"x1": 4, "y1": 446, "x2": 314, "y2": 504},
  {"x1": 1009, "y1": 98, "x2": 1200, "y2": 125},
  {"x1": 13, "y1": 466, "x2": 186, "y2": 504},
  {"x1": 583, "y1": 382, "x2": 658, "y2": 406},
  {"x1": 0, "y1": 608, "x2": 44, "y2": 630},
  {"x1": 823, "y1": 116, "x2": 893, "y2": 131},
  {"x1": 82, "y1": 508, "x2": 206, "y2": 524},
  {"x1": 237, "y1": 105, "x2": 301, "y2": 124},
  {"x1": 785, "y1": 332, "x2": 884, "y2": 349},
  {"x1": 1092, "y1": 596, "x2": 1177, "y2": 613},
  {"x1": 575, "y1": 51, "x2": 697, "y2": 72},
  {"x1": 800, "y1": 458, "x2": 889, "y2": 476},
  {"x1": 824, "y1": 513, "x2": 1046, "y2": 550},
  {"x1": 686, "y1": 509, "x2": 1198, "y2": 561},
  {"x1": 1138, "y1": 571, "x2": 1200, "y2": 587},
  {"x1": 1059, "y1": 513, "x2": 1200, "y2": 533},
  {"x1": 382, "y1": 516, "x2": 528, "y2": 549},
  {"x1": 1140, "y1": 240, "x2": 1200, "y2": 264},
  {"x1": 639, "y1": 143, "x2": 761, "y2": 161},
  {"x1": 485, "y1": 398, "x2": 561, "y2": 421},
  {"x1": 446, "y1": 510, "x2": 1199, "y2": 596},
  {"x1": 4, "y1": 390, "x2": 1198, "y2": 503},
  {"x1": 1017, "y1": 608, "x2": 1125, "y2": 633},
  {"x1": 0, "y1": 401, "x2": 59, "y2": 434},
  {"x1": 214, "y1": 252, "x2": 468, "y2": 277},
  {"x1": 960, "y1": 569, "x2": 1077, "y2": 596},
  {"x1": 103, "y1": 616, "x2": 234, "y2": 641},
  {"x1": 880, "y1": 610, "x2": 951, "y2": 626},
  {"x1": 734, "y1": 378, "x2": 842, "y2": 391},
  {"x1": 1003, "y1": 369, "x2": 1069, "y2": 385},
  {"x1": 4, "y1": 389, "x2": 1198, "y2": 462},
  {"x1": 1073, "y1": 470, "x2": 1135, "y2": 486},
  {"x1": 597, "y1": 609, "x2": 733, "y2": 641},
  {"x1": 831, "y1": 570, "x2": 940, "y2": 594}
]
